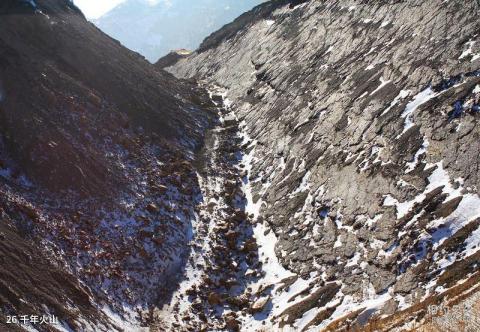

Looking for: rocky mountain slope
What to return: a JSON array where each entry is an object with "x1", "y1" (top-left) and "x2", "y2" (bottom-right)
[
  {"x1": 93, "y1": 0, "x2": 264, "y2": 62},
  {"x1": 2, "y1": 0, "x2": 480, "y2": 331},
  {"x1": 168, "y1": 0, "x2": 480, "y2": 330},
  {"x1": 0, "y1": 0, "x2": 216, "y2": 330}
]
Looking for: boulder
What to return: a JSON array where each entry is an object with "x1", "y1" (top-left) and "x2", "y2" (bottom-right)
[
  {"x1": 146, "y1": 203, "x2": 160, "y2": 214},
  {"x1": 250, "y1": 296, "x2": 270, "y2": 313},
  {"x1": 207, "y1": 292, "x2": 222, "y2": 306}
]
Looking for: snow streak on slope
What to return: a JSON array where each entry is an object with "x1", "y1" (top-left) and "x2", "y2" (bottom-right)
[
  {"x1": 233, "y1": 93, "x2": 317, "y2": 331},
  {"x1": 226, "y1": 88, "x2": 401, "y2": 332},
  {"x1": 398, "y1": 87, "x2": 436, "y2": 136},
  {"x1": 151, "y1": 85, "x2": 264, "y2": 331},
  {"x1": 155, "y1": 171, "x2": 217, "y2": 329}
]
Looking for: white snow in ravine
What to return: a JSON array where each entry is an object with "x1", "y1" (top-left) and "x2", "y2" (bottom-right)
[
  {"x1": 217, "y1": 86, "x2": 432, "y2": 332},
  {"x1": 147, "y1": 75, "x2": 480, "y2": 330},
  {"x1": 217, "y1": 88, "x2": 322, "y2": 331}
]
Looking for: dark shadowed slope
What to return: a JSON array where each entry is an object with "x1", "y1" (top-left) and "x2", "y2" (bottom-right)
[
  {"x1": 0, "y1": 0, "x2": 213, "y2": 195},
  {"x1": 0, "y1": 0, "x2": 216, "y2": 330}
]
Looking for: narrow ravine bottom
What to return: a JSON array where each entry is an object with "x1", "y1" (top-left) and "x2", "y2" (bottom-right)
[
  {"x1": 151, "y1": 85, "x2": 262, "y2": 331},
  {"x1": 151, "y1": 85, "x2": 323, "y2": 332}
]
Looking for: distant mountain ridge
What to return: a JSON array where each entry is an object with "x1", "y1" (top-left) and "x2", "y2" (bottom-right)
[{"x1": 94, "y1": 0, "x2": 264, "y2": 62}]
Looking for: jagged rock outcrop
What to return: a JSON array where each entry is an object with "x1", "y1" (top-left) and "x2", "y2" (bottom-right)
[
  {"x1": 155, "y1": 49, "x2": 192, "y2": 69},
  {"x1": 170, "y1": 0, "x2": 480, "y2": 330}
]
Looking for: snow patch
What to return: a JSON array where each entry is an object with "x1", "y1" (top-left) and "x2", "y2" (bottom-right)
[
  {"x1": 459, "y1": 40, "x2": 475, "y2": 59},
  {"x1": 101, "y1": 306, "x2": 148, "y2": 332},
  {"x1": 265, "y1": 19, "x2": 275, "y2": 27},
  {"x1": 398, "y1": 87, "x2": 436, "y2": 137},
  {"x1": 380, "y1": 20, "x2": 391, "y2": 27},
  {"x1": 465, "y1": 225, "x2": 480, "y2": 257},
  {"x1": 405, "y1": 137, "x2": 429, "y2": 173}
]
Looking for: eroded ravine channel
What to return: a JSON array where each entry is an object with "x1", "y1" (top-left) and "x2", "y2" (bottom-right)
[
  {"x1": 152, "y1": 86, "x2": 262, "y2": 331},
  {"x1": 150, "y1": 85, "x2": 344, "y2": 332}
]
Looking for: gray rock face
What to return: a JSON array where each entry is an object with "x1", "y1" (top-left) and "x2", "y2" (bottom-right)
[{"x1": 170, "y1": 0, "x2": 480, "y2": 329}]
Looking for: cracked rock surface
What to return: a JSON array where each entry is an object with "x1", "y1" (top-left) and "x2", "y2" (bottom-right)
[{"x1": 169, "y1": 0, "x2": 480, "y2": 329}]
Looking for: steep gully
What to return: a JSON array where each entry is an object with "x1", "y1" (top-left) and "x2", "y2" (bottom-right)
[
  {"x1": 146, "y1": 80, "x2": 378, "y2": 332},
  {"x1": 149, "y1": 84, "x2": 256, "y2": 331},
  {"x1": 152, "y1": 85, "x2": 323, "y2": 331},
  {"x1": 0, "y1": 1, "x2": 320, "y2": 330}
]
